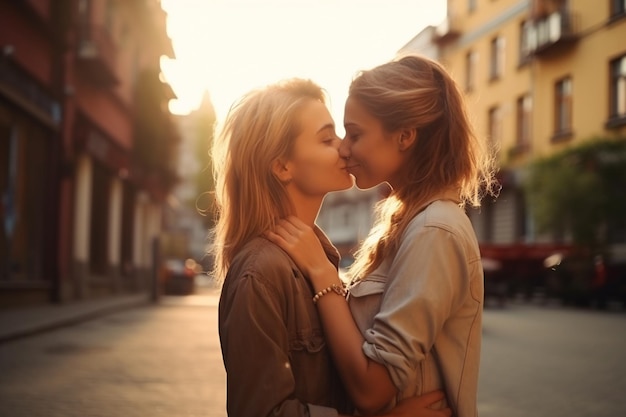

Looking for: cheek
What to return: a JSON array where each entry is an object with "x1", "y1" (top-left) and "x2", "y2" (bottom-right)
[{"x1": 292, "y1": 151, "x2": 338, "y2": 180}]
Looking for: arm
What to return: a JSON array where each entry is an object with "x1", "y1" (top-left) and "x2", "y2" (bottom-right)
[
  {"x1": 313, "y1": 268, "x2": 398, "y2": 414},
  {"x1": 267, "y1": 217, "x2": 468, "y2": 414},
  {"x1": 360, "y1": 225, "x2": 469, "y2": 394},
  {"x1": 266, "y1": 218, "x2": 397, "y2": 413}
]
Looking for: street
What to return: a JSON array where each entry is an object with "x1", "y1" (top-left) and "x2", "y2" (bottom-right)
[
  {"x1": 479, "y1": 302, "x2": 626, "y2": 417},
  {"x1": 0, "y1": 292, "x2": 625, "y2": 417},
  {"x1": 0, "y1": 289, "x2": 226, "y2": 417}
]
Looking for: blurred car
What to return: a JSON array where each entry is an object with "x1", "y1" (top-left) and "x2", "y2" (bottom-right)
[{"x1": 161, "y1": 258, "x2": 198, "y2": 295}]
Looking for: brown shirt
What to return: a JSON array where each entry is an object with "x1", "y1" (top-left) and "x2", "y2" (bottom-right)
[{"x1": 218, "y1": 231, "x2": 352, "y2": 417}]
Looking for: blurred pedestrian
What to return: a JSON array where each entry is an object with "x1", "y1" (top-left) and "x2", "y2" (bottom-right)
[
  {"x1": 592, "y1": 254, "x2": 608, "y2": 308},
  {"x1": 267, "y1": 54, "x2": 498, "y2": 417},
  {"x1": 211, "y1": 78, "x2": 451, "y2": 417}
]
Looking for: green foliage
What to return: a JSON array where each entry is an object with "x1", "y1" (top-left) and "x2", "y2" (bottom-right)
[{"x1": 524, "y1": 137, "x2": 626, "y2": 251}]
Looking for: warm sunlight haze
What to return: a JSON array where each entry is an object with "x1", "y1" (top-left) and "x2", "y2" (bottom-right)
[{"x1": 160, "y1": 0, "x2": 447, "y2": 130}]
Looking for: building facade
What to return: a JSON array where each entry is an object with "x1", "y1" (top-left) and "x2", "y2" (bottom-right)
[
  {"x1": 387, "y1": 0, "x2": 625, "y2": 302},
  {"x1": 0, "y1": 0, "x2": 177, "y2": 308},
  {"x1": 400, "y1": 0, "x2": 626, "y2": 255}
]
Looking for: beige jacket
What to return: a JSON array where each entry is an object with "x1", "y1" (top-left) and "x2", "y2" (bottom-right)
[{"x1": 348, "y1": 197, "x2": 483, "y2": 417}]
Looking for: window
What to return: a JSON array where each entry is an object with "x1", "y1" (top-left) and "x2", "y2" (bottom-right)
[
  {"x1": 554, "y1": 77, "x2": 572, "y2": 136},
  {"x1": 519, "y1": 20, "x2": 534, "y2": 64},
  {"x1": 516, "y1": 94, "x2": 532, "y2": 148},
  {"x1": 465, "y1": 50, "x2": 477, "y2": 92},
  {"x1": 611, "y1": 0, "x2": 626, "y2": 17},
  {"x1": 490, "y1": 36, "x2": 505, "y2": 80},
  {"x1": 488, "y1": 105, "x2": 502, "y2": 148},
  {"x1": 609, "y1": 54, "x2": 626, "y2": 126}
]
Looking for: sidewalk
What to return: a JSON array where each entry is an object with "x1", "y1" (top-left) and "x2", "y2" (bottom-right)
[{"x1": 0, "y1": 293, "x2": 150, "y2": 343}]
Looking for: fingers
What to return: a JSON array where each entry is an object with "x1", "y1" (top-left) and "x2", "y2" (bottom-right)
[
  {"x1": 414, "y1": 390, "x2": 445, "y2": 407},
  {"x1": 404, "y1": 390, "x2": 445, "y2": 408},
  {"x1": 275, "y1": 218, "x2": 301, "y2": 237}
]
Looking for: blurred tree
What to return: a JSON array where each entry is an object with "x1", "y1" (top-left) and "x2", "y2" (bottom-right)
[
  {"x1": 524, "y1": 137, "x2": 626, "y2": 254},
  {"x1": 192, "y1": 92, "x2": 217, "y2": 228},
  {"x1": 133, "y1": 68, "x2": 180, "y2": 197}
]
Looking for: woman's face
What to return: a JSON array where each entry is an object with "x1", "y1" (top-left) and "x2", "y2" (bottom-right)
[
  {"x1": 284, "y1": 99, "x2": 354, "y2": 196},
  {"x1": 340, "y1": 96, "x2": 407, "y2": 190}
]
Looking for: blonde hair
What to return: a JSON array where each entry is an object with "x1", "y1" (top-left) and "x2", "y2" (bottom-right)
[
  {"x1": 210, "y1": 78, "x2": 327, "y2": 282},
  {"x1": 349, "y1": 54, "x2": 498, "y2": 280}
]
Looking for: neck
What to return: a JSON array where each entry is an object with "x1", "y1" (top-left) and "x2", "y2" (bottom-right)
[{"x1": 286, "y1": 189, "x2": 324, "y2": 228}]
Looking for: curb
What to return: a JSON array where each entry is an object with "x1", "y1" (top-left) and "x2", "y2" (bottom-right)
[{"x1": 0, "y1": 294, "x2": 150, "y2": 344}]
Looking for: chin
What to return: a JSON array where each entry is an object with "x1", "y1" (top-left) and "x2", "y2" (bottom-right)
[
  {"x1": 336, "y1": 181, "x2": 354, "y2": 191},
  {"x1": 354, "y1": 179, "x2": 377, "y2": 191}
]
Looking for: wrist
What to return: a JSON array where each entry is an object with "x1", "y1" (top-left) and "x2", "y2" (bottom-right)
[
  {"x1": 308, "y1": 263, "x2": 341, "y2": 291},
  {"x1": 312, "y1": 283, "x2": 347, "y2": 304}
]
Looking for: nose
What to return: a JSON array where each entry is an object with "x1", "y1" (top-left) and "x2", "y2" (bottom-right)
[{"x1": 339, "y1": 138, "x2": 350, "y2": 160}]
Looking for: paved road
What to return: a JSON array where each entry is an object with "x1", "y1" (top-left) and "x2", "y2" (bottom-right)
[
  {"x1": 1, "y1": 291, "x2": 624, "y2": 417},
  {"x1": 479, "y1": 303, "x2": 626, "y2": 417},
  {"x1": 0, "y1": 291, "x2": 226, "y2": 417}
]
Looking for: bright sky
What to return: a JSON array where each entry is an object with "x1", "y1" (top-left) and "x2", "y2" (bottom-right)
[{"x1": 160, "y1": 0, "x2": 447, "y2": 131}]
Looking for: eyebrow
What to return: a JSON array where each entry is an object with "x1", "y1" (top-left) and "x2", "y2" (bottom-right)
[{"x1": 316, "y1": 123, "x2": 335, "y2": 134}]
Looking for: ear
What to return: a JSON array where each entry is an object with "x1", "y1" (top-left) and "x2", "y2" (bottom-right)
[
  {"x1": 398, "y1": 128, "x2": 417, "y2": 152},
  {"x1": 271, "y1": 158, "x2": 293, "y2": 184}
]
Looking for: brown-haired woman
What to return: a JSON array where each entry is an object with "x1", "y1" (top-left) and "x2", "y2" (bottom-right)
[{"x1": 267, "y1": 55, "x2": 498, "y2": 417}]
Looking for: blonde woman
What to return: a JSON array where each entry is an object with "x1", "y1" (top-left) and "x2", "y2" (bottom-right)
[
  {"x1": 268, "y1": 55, "x2": 498, "y2": 417},
  {"x1": 212, "y1": 78, "x2": 451, "y2": 417}
]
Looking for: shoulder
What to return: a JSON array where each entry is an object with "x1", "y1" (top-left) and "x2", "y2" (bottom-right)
[
  {"x1": 404, "y1": 200, "x2": 479, "y2": 256},
  {"x1": 227, "y1": 237, "x2": 297, "y2": 290},
  {"x1": 410, "y1": 200, "x2": 472, "y2": 235}
]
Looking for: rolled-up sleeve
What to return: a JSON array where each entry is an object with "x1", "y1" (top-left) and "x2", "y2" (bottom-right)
[
  {"x1": 219, "y1": 274, "x2": 338, "y2": 417},
  {"x1": 361, "y1": 224, "x2": 470, "y2": 392}
]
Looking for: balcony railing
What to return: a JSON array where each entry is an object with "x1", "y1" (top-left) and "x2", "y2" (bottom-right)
[
  {"x1": 77, "y1": 23, "x2": 119, "y2": 86},
  {"x1": 527, "y1": 10, "x2": 579, "y2": 57}
]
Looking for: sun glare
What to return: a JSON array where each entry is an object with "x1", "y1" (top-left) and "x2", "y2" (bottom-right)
[{"x1": 160, "y1": 0, "x2": 446, "y2": 128}]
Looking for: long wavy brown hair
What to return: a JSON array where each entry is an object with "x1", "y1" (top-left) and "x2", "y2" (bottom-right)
[
  {"x1": 348, "y1": 54, "x2": 499, "y2": 281},
  {"x1": 210, "y1": 79, "x2": 327, "y2": 282}
]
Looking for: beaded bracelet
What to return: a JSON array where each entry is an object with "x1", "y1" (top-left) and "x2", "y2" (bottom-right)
[{"x1": 312, "y1": 283, "x2": 347, "y2": 304}]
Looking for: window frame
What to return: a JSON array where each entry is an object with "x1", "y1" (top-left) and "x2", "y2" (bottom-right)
[
  {"x1": 553, "y1": 76, "x2": 573, "y2": 141},
  {"x1": 488, "y1": 105, "x2": 502, "y2": 149},
  {"x1": 490, "y1": 36, "x2": 505, "y2": 81},
  {"x1": 610, "y1": 0, "x2": 626, "y2": 18},
  {"x1": 516, "y1": 94, "x2": 532, "y2": 148},
  {"x1": 519, "y1": 20, "x2": 533, "y2": 66},
  {"x1": 465, "y1": 50, "x2": 477, "y2": 92},
  {"x1": 607, "y1": 54, "x2": 626, "y2": 128}
]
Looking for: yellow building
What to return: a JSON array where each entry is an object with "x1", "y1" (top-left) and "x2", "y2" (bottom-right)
[{"x1": 402, "y1": 0, "x2": 626, "y2": 252}]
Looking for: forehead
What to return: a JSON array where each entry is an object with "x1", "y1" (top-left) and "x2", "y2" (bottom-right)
[
  {"x1": 296, "y1": 99, "x2": 334, "y2": 134},
  {"x1": 344, "y1": 96, "x2": 378, "y2": 129}
]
